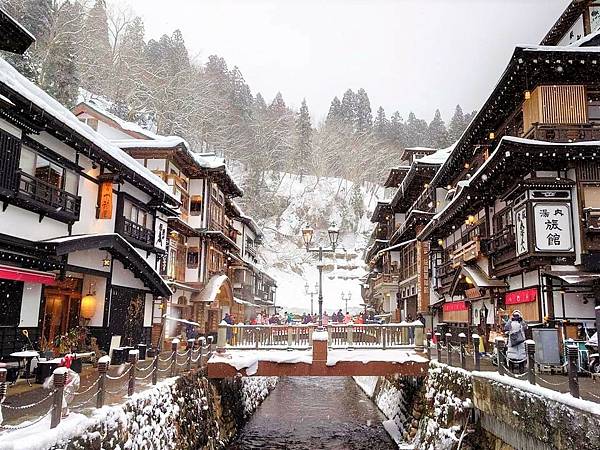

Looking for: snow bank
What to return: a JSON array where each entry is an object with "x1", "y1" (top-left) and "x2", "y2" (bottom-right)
[
  {"x1": 209, "y1": 350, "x2": 312, "y2": 375},
  {"x1": 326, "y1": 349, "x2": 428, "y2": 366}
]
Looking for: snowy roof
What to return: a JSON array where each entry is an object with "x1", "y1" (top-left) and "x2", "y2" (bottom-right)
[
  {"x1": 111, "y1": 136, "x2": 189, "y2": 149},
  {"x1": 75, "y1": 99, "x2": 158, "y2": 140},
  {"x1": 230, "y1": 200, "x2": 263, "y2": 237},
  {"x1": 197, "y1": 274, "x2": 229, "y2": 303},
  {"x1": 0, "y1": 7, "x2": 35, "y2": 55},
  {"x1": 0, "y1": 58, "x2": 177, "y2": 204},
  {"x1": 377, "y1": 238, "x2": 416, "y2": 256}
]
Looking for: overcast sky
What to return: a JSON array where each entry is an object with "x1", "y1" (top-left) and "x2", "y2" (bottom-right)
[{"x1": 125, "y1": 0, "x2": 568, "y2": 124}]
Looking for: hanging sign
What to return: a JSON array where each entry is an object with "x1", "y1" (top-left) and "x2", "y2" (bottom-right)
[
  {"x1": 443, "y1": 301, "x2": 468, "y2": 312},
  {"x1": 533, "y1": 202, "x2": 573, "y2": 252},
  {"x1": 154, "y1": 217, "x2": 168, "y2": 251},
  {"x1": 514, "y1": 205, "x2": 528, "y2": 256},
  {"x1": 505, "y1": 287, "x2": 538, "y2": 305},
  {"x1": 98, "y1": 181, "x2": 113, "y2": 219},
  {"x1": 591, "y1": 6, "x2": 600, "y2": 33}
]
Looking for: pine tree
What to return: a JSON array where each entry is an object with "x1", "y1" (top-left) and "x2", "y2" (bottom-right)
[
  {"x1": 79, "y1": 0, "x2": 112, "y2": 94},
  {"x1": 340, "y1": 89, "x2": 356, "y2": 130},
  {"x1": 355, "y1": 88, "x2": 372, "y2": 133},
  {"x1": 295, "y1": 99, "x2": 312, "y2": 181},
  {"x1": 448, "y1": 104, "x2": 466, "y2": 142},
  {"x1": 254, "y1": 92, "x2": 267, "y2": 111},
  {"x1": 269, "y1": 92, "x2": 287, "y2": 116},
  {"x1": 326, "y1": 96, "x2": 342, "y2": 125},
  {"x1": 405, "y1": 112, "x2": 428, "y2": 148},
  {"x1": 389, "y1": 111, "x2": 406, "y2": 148},
  {"x1": 426, "y1": 109, "x2": 450, "y2": 148},
  {"x1": 373, "y1": 106, "x2": 390, "y2": 139}
]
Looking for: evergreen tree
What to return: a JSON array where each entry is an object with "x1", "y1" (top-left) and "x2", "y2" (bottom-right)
[
  {"x1": 448, "y1": 104, "x2": 466, "y2": 142},
  {"x1": 295, "y1": 99, "x2": 312, "y2": 181},
  {"x1": 350, "y1": 183, "x2": 364, "y2": 228},
  {"x1": 326, "y1": 96, "x2": 342, "y2": 125},
  {"x1": 426, "y1": 109, "x2": 450, "y2": 148},
  {"x1": 254, "y1": 92, "x2": 267, "y2": 111},
  {"x1": 269, "y1": 92, "x2": 287, "y2": 116},
  {"x1": 405, "y1": 112, "x2": 428, "y2": 148},
  {"x1": 79, "y1": 0, "x2": 112, "y2": 94},
  {"x1": 373, "y1": 106, "x2": 390, "y2": 139},
  {"x1": 355, "y1": 88, "x2": 372, "y2": 133},
  {"x1": 340, "y1": 89, "x2": 356, "y2": 129},
  {"x1": 389, "y1": 111, "x2": 406, "y2": 148}
]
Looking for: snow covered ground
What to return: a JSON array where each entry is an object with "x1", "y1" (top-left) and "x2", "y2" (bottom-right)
[{"x1": 231, "y1": 167, "x2": 383, "y2": 313}]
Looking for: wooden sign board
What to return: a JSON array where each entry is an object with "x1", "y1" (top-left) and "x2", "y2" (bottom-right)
[{"x1": 98, "y1": 181, "x2": 113, "y2": 219}]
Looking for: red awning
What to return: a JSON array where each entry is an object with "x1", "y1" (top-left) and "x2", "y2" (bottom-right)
[{"x1": 0, "y1": 265, "x2": 55, "y2": 285}]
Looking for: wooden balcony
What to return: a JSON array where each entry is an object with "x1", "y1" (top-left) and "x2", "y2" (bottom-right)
[
  {"x1": 524, "y1": 124, "x2": 600, "y2": 143},
  {"x1": 16, "y1": 171, "x2": 81, "y2": 223},
  {"x1": 435, "y1": 260, "x2": 456, "y2": 293},
  {"x1": 451, "y1": 240, "x2": 481, "y2": 268},
  {"x1": 373, "y1": 273, "x2": 399, "y2": 289},
  {"x1": 487, "y1": 227, "x2": 519, "y2": 277},
  {"x1": 121, "y1": 218, "x2": 154, "y2": 248}
]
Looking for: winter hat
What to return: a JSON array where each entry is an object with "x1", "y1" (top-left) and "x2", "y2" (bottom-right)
[{"x1": 512, "y1": 310, "x2": 522, "y2": 318}]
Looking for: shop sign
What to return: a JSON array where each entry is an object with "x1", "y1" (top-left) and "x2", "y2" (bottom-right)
[
  {"x1": 465, "y1": 287, "x2": 481, "y2": 299},
  {"x1": 154, "y1": 217, "x2": 167, "y2": 251},
  {"x1": 533, "y1": 202, "x2": 573, "y2": 252},
  {"x1": 505, "y1": 287, "x2": 538, "y2": 305},
  {"x1": 98, "y1": 181, "x2": 113, "y2": 219},
  {"x1": 514, "y1": 205, "x2": 528, "y2": 256},
  {"x1": 592, "y1": 6, "x2": 600, "y2": 33},
  {"x1": 443, "y1": 301, "x2": 468, "y2": 312}
]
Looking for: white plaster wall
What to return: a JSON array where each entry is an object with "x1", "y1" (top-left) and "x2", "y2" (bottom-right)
[
  {"x1": 120, "y1": 182, "x2": 152, "y2": 204},
  {"x1": 0, "y1": 205, "x2": 68, "y2": 240},
  {"x1": 553, "y1": 292, "x2": 595, "y2": 326},
  {"x1": 19, "y1": 282, "x2": 41, "y2": 327},
  {"x1": 30, "y1": 132, "x2": 76, "y2": 162},
  {"x1": 81, "y1": 275, "x2": 107, "y2": 327},
  {"x1": 71, "y1": 175, "x2": 116, "y2": 236},
  {"x1": 144, "y1": 293, "x2": 153, "y2": 327},
  {"x1": 111, "y1": 259, "x2": 146, "y2": 290},
  {"x1": 68, "y1": 249, "x2": 111, "y2": 273}
]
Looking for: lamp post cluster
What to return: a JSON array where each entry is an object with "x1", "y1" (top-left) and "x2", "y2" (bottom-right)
[
  {"x1": 301, "y1": 223, "x2": 340, "y2": 329},
  {"x1": 341, "y1": 291, "x2": 352, "y2": 313}
]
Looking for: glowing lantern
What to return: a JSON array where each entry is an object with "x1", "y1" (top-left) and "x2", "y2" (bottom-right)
[{"x1": 80, "y1": 293, "x2": 97, "y2": 319}]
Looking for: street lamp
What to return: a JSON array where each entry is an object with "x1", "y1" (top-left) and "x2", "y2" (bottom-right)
[
  {"x1": 341, "y1": 291, "x2": 352, "y2": 313},
  {"x1": 305, "y1": 282, "x2": 319, "y2": 316},
  {"x1": 301, "y1": 222, "x2": 340, "y2": 328}
]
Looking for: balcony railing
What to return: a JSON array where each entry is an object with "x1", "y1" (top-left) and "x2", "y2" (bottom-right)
[
  {"x1": 373, "y1": 273, "x2": 398, "y2": 288},
  {"x1": 451, "y1": 240, "x2": 481, "y2": 267},
  {"x1": 487, "y1": 226, "x2": 515, "y2": 253},
  {"x1": 16, "y1": 171, "x2": 81, "y2": 221},
  {"x1": 584, "y1": 208, "x2": 600, "y2": 233},
  {"x1": 524, "y1": 124, "x2": 600, "y2": 143},
  {"x1": 122, "y1": 218, "x2": 154, "y2": 246},
  {"x1": 435, "y1": 259, "x2": 457, "y2": 292}
]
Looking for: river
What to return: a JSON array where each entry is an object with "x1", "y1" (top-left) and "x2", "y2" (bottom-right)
[{"x1": 228, "y1": 377, "x2": 396, "y2": 450}]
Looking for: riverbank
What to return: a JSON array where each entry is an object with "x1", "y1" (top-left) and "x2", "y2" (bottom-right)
[{"x1": 0, "y1": 372, "x2": 277, "y2": 450}]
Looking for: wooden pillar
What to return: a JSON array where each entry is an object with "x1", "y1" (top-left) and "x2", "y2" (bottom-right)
[
  {"x1": 50, "y1": 370, "x2": 67, "y2": 429},
  {"x1": 96, "y1": 356, "x2": 109, "y2": 408}
]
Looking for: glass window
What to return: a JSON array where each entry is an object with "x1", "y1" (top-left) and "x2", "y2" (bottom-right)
[
  {"x1": 588, "y1": 91, "x2": 600, "y2": 121},
  {"x1": 64, "y1": 170, "x2": 78, "y2": 195},
  {"x1": 190, "y1": 195, "x2": 203, "y2": 216},
  {"x1": 19, "y1": 147, "x2": 35, "y2": 176}
]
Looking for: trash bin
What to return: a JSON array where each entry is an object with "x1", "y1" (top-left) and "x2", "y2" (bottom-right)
[{"x1": 136, "y1": 343, "x2": 147, "y2": 360}]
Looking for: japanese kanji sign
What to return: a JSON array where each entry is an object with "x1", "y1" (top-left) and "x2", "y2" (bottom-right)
[
  {"x1": 505, "y1": 287, "x2": 538, "y2": 305},
  {"x1": 154, "y1": 217, "x2": 168, "y2": 251},
  {"x1": 98, "y1": 180, "x2": 113, "y2": 219},
  {"x1": 514, "y1": 205, "x2": 528, "y2": 256},
  {"x1": 533, "y1": 202, "x2": 573, "y2": 252}
]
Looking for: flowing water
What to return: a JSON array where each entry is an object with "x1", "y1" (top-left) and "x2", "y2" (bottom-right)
[{"x1": 228, "y1": 377, "x2": 396, "y2": 450}]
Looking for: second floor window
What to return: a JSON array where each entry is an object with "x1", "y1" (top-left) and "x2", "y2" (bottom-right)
[
  {"x1": 123, "y1": 200, "x2": 149, "y2": 228},
  {"x1": 19, "y1": 147, "x2": 78, "y2": 194},
  {"x1": 190, "y1": 195, "x2": 203, "y2": 216}
]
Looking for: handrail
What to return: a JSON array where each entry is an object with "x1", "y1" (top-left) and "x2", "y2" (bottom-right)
[
  {"x1": 122, "y1": 218, "x2": 154, "y2": 244},
  {"x1": 16, "y1": 170, "x2": 81, "y2": 216}
]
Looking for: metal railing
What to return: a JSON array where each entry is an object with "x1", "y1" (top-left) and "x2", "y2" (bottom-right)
[{"x1": 216, "y1": 323, "x2": 425, "y2": 351}]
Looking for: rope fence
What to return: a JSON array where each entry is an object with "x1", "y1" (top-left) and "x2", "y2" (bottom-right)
[{"x1": 0, "y1": 343, "x2": 213, "y2": 433}]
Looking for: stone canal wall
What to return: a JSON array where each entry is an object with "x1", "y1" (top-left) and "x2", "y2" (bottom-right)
[
  {"x1": 6, "y1": 372, "x2": 277, "y2": 450},
  {"x1": 357, "y1": 362, "x2": 600, "y2": 450}
]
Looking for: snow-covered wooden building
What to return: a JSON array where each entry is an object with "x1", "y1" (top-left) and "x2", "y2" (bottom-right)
[
  {"x1": 0, "y1": 13, "x2": 178, "y2": 356},
  {"x1": 73, "y1": 101, "x2": 277, "y2": 342}
]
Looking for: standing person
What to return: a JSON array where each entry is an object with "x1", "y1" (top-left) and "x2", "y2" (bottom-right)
[
  {"x1": 504, "y1": 310, "x2": 528, "y2": 374},
  {"x1": 343, "y1": 311, "x2": 352, "y2": 324},
  {"x1": 223, "y1": 313, "x2": 233, "y2": 343},
  {"x1": 322, "y1": 311, "x2": 329, "y2": 326},
  {"x1": 406, "y1": 314, "x2": 415, "y2": 344},
  {"x1": 337, "y1": 309, "x2": 344, "y2": 323}
]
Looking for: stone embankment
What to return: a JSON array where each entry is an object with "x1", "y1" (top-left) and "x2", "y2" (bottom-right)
[
  {"x1": 356, "y1": 362, "x2": 600, "y2": 450},
  {"x1": 2, "y1": 372, "x2": 277, "y2": 450}
]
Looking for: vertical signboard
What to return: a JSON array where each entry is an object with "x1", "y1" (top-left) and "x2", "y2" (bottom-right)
[
  {"x1": 98, "y1": 181, "x2": 113, "y2": 219},
  {"x1": 514, "y1": 205, "x2": 528, "y2": 256},
  {"x1": 154, "y1": 217, "x2": 168, "y2": 251}
]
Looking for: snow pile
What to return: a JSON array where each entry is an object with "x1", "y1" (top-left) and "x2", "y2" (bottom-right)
[
  {"x1": 239, "y1": 377, "x2": 278, "y2": 418},
  {"x1": 414, "y1": 362, "x2": 473, "y2": 450},
  {"x1": 326, "y1": 349, "x2": 428, "y2": 367},
  {"x1": 354, "y1": 376, "x2": 378, "y2": 397},
  {"x1": 209, "y1": 350, "x2": 312, "y2": 375}
]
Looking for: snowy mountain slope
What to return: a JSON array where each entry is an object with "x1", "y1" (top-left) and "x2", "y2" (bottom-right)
[{"x1": 233, "y1": 167, "x2": 383, "y2": 313}]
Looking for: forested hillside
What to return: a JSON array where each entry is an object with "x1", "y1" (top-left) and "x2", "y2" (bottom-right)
[{"x1": 1, "y1": 0, "x2": 473, "y2": 223}]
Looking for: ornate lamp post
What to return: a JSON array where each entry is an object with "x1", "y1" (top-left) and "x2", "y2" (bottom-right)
[
  {"x1": 301, "y1": 223, "x2": 340, "y2": 328},
  {"x1": 341, "y1": 291, "x2": 352, "y2": 313},
  {"x1": 304, "y1": 282, "x2": 319, "y2": 316}
]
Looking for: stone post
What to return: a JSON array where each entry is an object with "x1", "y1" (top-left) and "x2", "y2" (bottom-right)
[
  {"x1": 96, "y1": 356, "x2": 109, "y2": 408},
  {"x1": 170, "y1": 339, "x2": 178, "y2": 377},
  {"x1": 347, "y1": 323, "x2": 354, "y2": 350},
  {"x1": 415, "y1": 324, "x2": 424, "y2": 353},
  {"x1": 459, "y1": 332, "x2": 466, "y2": 370},
  {"x1": 445, "y1": 332, "x2": 453, "y2": 366},
  {"x1": 50, "y1": 369, "x2": 67, "y2": 429},
  {"x1": 472, "y1": 334, "x2": 481, "y2": 372},
  {"x1": 426, "y1": 332, "x2": 432, "y2": 360},
  {"x1": 435, "y1": 332, "x2": 442, "y2": 362},
  {"x1": 496, "y1": 337, "x2": 506, "y2": 376},
  {"x1": 382, "y1": 326, "x2": 387, "y2": 350},
  {"x1": 216, "y1": 324, "x2": 227, "y2": 353},
  {"x1": 287, "y1": 326, "x2": 294, "y2": 349},
  {"x1": 128, "y1": 350, "x2": 138, "y2": 396},
  {"x1": 567, "y1": 345, "x2": 580, "y2": 398},
  {"x1": 187, "y1": 339, "x2": 195, "y2": 372},
  {"x1": 526, "y1": 340, "x2": 536, "y2": 385}
]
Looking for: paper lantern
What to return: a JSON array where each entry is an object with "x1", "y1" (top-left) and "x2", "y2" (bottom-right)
[{"x1": 81, "y1": 294, "x2": 97, "y2": 319}]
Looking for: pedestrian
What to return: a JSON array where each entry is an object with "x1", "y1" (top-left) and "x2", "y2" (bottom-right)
[
  {"x1": 416, "y1": 312, "x2": 425, "y2": 326},
  {"x1": 322, "y1": 311, "x2": 329, "y2": 326},
  {"x1": 337, "y1": 309, "x2": 344, "y2": 323},
  {"x1": 223, "y1": 313, "x2": 233, "y2": 342},
  {"x1": 407, "y1": 314, "x2": 415, "y2": 344},
  {"x1": 343, "y1": 311, "x2": 352, "y2": 324},
  {"x1": 504, "y1": 310, "x2": 528, "y2": 374}
]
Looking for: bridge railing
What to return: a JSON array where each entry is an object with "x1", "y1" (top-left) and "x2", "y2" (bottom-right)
[{"x1": 217, "y1": 322, "x2": 425, "y2": 351}]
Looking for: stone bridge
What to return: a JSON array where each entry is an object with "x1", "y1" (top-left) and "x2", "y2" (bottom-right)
[{"x1": 207, "y1": 323, "x2": 430, "y2": 378}]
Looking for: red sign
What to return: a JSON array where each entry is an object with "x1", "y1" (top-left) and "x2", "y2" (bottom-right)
[
  {"x1": 505, "y1": 288, "x2": 538, "y2": 305},
  {"x1": 0, "y1": 266, "x2": 55, "y2": 285},
  {"x1": 443, "y1": 301, "x2": 468, "y2": 312}
]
